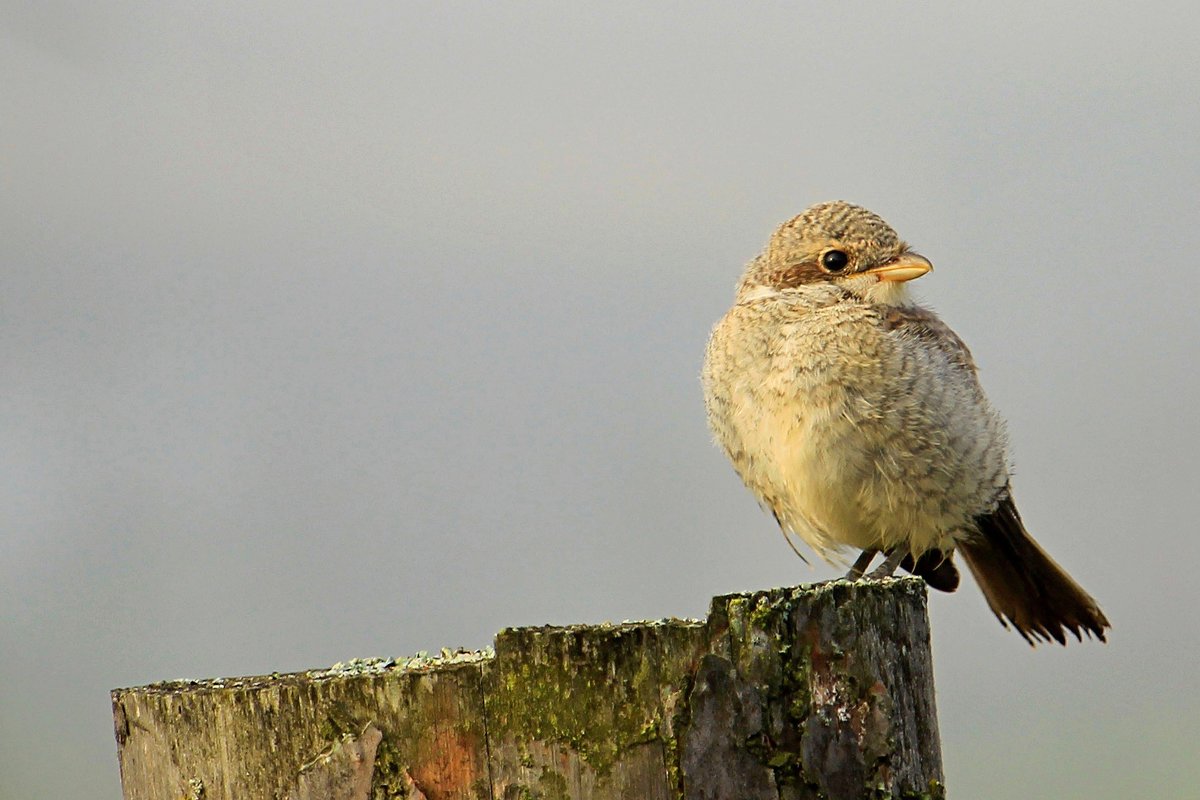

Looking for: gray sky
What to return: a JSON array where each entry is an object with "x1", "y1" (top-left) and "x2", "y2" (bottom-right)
[{"x1": 2, "y1": 3, "x2": 1198, "y2": 798}]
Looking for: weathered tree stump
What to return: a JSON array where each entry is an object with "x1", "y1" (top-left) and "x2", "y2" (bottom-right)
[{"x1": 113, "y1": 579, "x2": 945, "y2": 799}]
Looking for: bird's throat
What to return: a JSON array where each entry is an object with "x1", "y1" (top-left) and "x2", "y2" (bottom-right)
[{"x1": 850, "y1": 275, "x2": 914, "y2": 306}]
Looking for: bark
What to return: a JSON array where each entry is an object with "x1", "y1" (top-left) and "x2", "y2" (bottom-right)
[{"x1": 113, "y1": 579, "x2": 944, "y2": 799}]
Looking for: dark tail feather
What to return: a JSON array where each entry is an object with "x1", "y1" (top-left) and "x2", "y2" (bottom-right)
[{"x1": 959, "y1": 492, "x2": 1110, "y2": 646}]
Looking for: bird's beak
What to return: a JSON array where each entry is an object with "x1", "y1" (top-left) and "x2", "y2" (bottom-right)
[{"x1": 864, "y1": 253, "x2": 933, "y2": 283}]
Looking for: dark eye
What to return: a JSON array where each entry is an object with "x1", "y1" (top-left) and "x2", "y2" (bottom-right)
[{"x1": 821, "y1": 249, "x2": 850, "y2": 273}]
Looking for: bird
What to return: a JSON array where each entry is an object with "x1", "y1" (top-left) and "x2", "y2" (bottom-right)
[{"x1": 701, "y1": 201, "x2": 1109, "y2": 645}]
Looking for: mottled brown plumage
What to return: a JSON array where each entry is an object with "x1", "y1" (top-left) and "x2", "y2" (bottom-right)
[{"x1": 702, "y1": 201, "x2": 1109, "y2": 645}]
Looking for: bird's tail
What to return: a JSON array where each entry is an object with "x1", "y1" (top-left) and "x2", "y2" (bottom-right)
[{"x1": 959, "y1": 492, "x2": 1110, "y2": 645}]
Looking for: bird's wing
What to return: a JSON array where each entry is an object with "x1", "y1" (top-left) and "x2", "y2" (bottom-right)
[{"x1": 881, "y1": 305, "x2": 977, "y2": 374}]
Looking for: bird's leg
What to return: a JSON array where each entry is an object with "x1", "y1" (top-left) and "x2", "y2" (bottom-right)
[
  {"x1": 867, "y1": 548, "x2": 906, "y2": 579},
  {"x1": 845, "y1": 549, "x2": 878, "y2": 580}
]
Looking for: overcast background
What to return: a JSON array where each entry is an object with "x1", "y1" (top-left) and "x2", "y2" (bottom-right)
[{"x1": 3, "y1": 3, "x2": 1198, "y2": 798}]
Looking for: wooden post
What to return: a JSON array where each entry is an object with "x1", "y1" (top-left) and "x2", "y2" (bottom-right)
[{"x1": 113, "y1": 579, "x2": 945, "y2": 800}]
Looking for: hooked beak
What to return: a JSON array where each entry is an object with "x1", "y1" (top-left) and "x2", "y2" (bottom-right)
[{"x1": 863, "y1": 252, "x2": 933, "y2": 283}]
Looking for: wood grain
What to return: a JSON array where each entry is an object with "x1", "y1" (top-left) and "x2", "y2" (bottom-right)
[{"x1": 113, "y1": 579, "x2": 944, "y2": 799}]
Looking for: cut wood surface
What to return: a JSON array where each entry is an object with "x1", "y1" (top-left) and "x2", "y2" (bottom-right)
[{"x1": 113, "y1": 579, "x2": 945, "y2": 799}]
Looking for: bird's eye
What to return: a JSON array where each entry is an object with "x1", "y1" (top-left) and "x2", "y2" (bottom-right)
[{"x1": 821, "y1": 250, "x2": 850, "y2": 273}]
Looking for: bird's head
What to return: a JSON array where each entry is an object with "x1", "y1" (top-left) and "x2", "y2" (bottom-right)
[{"x1": 737, "y1": 201, "x2": 932, "y2": 306}]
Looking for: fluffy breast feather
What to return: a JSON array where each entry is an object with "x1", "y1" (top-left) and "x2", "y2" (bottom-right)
[{"x1": 702, "y1": 291, "x2": 1009, "y2": 560}]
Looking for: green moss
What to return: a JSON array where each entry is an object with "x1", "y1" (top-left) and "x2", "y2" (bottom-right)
[
  {"x1": 726, "y1": 597, "x2": 749, "y2": 640},
  {"x1": 487, "y1": 623, "x2": 706, "y2": 780},
  {"x1": 663, "y1": 684, "x2": 690, "y2": 799},
  {"x1": 488, "y1": 655, "x2": 654, "y2": 775},
  {"x1": 368, "y1": 739, "x2": 411, "y2": 800},
  {"x1": 536, "y1": 767, "x2": 571, "y2": 800},
  {"x1": 749, "y1": 593, "x2": 784, "y2": 629},
  {"x1": 861, "y1": 784, "x2": 944, "y2": 800}
]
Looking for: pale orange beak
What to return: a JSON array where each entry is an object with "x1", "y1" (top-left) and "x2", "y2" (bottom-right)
[{"x1": 863, "y1": 253, "x2": 933, "y2": 283}]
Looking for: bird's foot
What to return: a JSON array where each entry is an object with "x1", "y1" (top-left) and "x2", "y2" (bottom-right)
[
  {"x1": 844, "y1": 549, "x2": 878, "y2": 580},
  {"x1": 866, "y1": 548, "x2": 906, "y2": 579}
]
